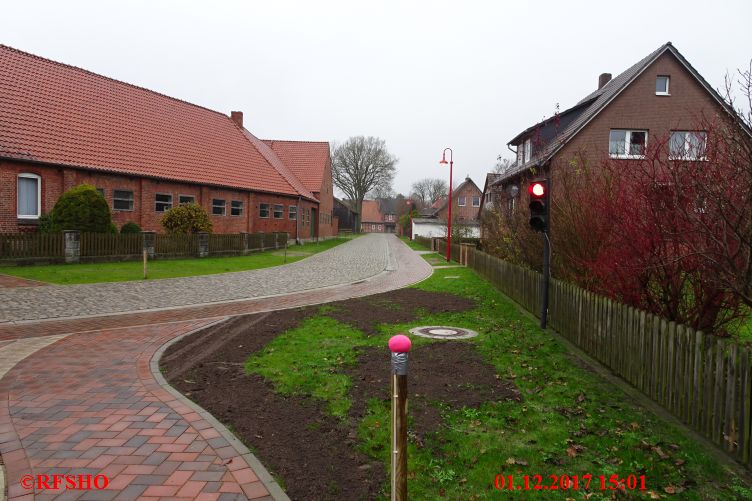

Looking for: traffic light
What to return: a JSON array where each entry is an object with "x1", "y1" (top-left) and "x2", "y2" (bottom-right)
[{"x1": 528, "y1": 179, "x2": 549, "y2": 232}]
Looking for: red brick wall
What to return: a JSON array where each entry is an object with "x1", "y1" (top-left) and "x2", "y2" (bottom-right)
[
  {"x1": 315, "y1": 157, "x2": 336, "y2": 237},
  {"x1": 0, "y1": 161, "x2": 317, "y2": 236}
]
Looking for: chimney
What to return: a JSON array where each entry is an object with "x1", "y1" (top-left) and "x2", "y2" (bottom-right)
[
  {"x1": 598, "y1": 73, "x2": 612, "y2": 90},
  {"x1": 230, "y1": 111, "x2": 243, "y2": 128}
]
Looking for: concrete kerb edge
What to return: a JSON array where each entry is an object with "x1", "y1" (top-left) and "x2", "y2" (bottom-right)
[{"x1": 149, "y1": 319, "x2": 291, "y2": 501}]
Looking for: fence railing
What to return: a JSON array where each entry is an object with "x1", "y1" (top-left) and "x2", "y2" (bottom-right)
[
  {"x1": 0, "y1": 231, "x2": 289, "y2": 265},
  {"x1": 434, "y1": 239, "x2": 752, "y2": 467}
]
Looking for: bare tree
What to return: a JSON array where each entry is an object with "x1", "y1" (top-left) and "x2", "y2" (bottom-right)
[
  {"x1": 410, "y1": 178, "x2": 447, "y2": 207},
  {"x1": 331, "y1": 136, "x2": 397, "y2": 231},
  {"x1": 494, "y1": 157, "x2": 515, "y2": 175}
]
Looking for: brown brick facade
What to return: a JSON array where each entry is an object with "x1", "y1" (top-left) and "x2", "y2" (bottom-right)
[
  {"x1": 436, "y1": 178, "x2": 482, "y2": 222},
  {"x1": 555, "y1": 52, "x2": 721, "y2": 165}
]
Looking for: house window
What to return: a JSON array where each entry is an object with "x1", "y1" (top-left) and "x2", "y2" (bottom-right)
[
  {"x1": 273, "y1": 204, "x2": 284, "y2": 219},
  {"x1": 507, "y1": 196, "x2": 517, "y2": 213},
  {"x1": 178, "y1": 195, "x2": 195, "y2": 205},
  {"x1": 113, "y1": 190, "x2": 134, "y2": 211},
  {"x1": 472, "y1": 196, "x2": 480, "y2": 207},
  {"x1": 212, "y1": 199, "x2": 226, "y2": 216},
  {"x1": 155, "y1": 193, "x2": 173, "y2": 212},
  {"x1": 289, "y1": 205, "x2": 297, "y2": 220},
  {"x1": 458, "y1": 196, "x2": 466, "y2": 206},
  {"x1": 524, "y1": 139, "x2": 532, "y2": 162},
  {"x1": 259, "y1": 203, "x2": 270, "y2": 218},
  {"x1": 231, "y1": 200, "x2": 243, "y2": 216},
  {"x1": 656, "y1": 76, "x2": 670, "y2": 95},
  {"x1": 609, "y1": 129, "x2": 647, "y2": 158},
  {"x1": 670, "y1": 131, "x2": 707, "y2": 160},
  {"x1": 17, "y1": 173, "x2": 41, "y2": 219}
]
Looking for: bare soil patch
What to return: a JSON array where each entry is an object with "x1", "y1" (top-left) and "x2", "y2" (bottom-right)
[
  {"x1": 346, "y1": 342, "x2": 522, "y2": 436},
  {"x1": 161, "y1": 288, "x2": 514, "y2": 500},
  {"x1": 324, "y1": 288, "x2": 476, "y2": 335}
]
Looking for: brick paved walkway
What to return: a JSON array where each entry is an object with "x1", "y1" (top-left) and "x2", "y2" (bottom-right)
[
  {"x1": 0, "y1": 236, "x2": 433, "y2": 500},
  {"x1": 0, "y1": 234, "x2": 391, "y2": 323}
]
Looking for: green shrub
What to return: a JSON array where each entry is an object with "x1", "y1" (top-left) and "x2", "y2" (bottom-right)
[
  {"x1": 161, "y1": 203, "x2": 213, "y2": 234},
  {"x1": 49, "y1": 184, "x2": 114, "y2": 233},
  {"x1": 120, "y1": 221, "x2": 142, "y2": 234},
  {"x1": 37, "y1": 213, "x2": 55, "y2": 233}
]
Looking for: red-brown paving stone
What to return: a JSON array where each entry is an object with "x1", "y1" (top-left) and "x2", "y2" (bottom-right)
[
  {"x1": 0, "y1": 274, "x2": 48, "y2": 288},
  {"x1": 0, "y1": 320, "x2": 273, "y2": 500}
]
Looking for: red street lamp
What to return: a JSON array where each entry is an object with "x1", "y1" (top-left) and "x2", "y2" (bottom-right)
[{"x1": 439, "y1": 148, "x2": 453, "y2": 261}]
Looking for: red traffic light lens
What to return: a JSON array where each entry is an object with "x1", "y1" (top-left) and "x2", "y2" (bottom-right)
[{"x1": 529, "y1": 182, "x2": 545, "y2": 197}]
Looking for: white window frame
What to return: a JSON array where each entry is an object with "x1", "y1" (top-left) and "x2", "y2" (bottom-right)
[
  {"x1": 458, "y1": 196, "x2": 466, "y2": 207},
  {"x1": 669, "y1": 131, "x2": 707, "y2": 161},
  {"x1": 609, "y1": 129, "x2": 648, "y2": 159},
  {"x1": 230, "y1": 200, "x2": 243, "y2": 217},
  {"x1": 178, "y1": 194, "x2": 196, "y2": 205},
  {"x1": 113, "y1": 189, "x2": 134, "y2": 212},
  {"x1": 155, "y1": 193, "x2": 173, "y2": 212},
  {"x1": 289, "y1": 205, "x2": 297, "y2": 220},
  {"x1": 17, "y1": 173, "x2": 41, "y2": 219},
  {"x1": 524, "y1": 139, "x2": 532, "y2": 163},
  {"x1": 472, "y1": 196, "x2": 480, "y2": 207},
  {"x1": 273, "y1": 204, "x2": 284, "y2": 219},
  {"x1": 656, "y1": 75, "x2": 670, "y2": 96},
  {"x1": 212, "y1": 198, "x2": 226, "y2": 216},
  {"x1": 259, "y1": 203, "x2": 270, "y2": 218}
]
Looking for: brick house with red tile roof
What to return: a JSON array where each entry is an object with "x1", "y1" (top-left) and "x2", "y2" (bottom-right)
[
  {"x1": 359, "y1": 200, "x2": 386, "y2": 233},
  {"x1": 0, "y1": 45, "x2": 335, "y2": 239},
  {"x1": 263, "y1": 140, "x2": 336, "y2": 237}
]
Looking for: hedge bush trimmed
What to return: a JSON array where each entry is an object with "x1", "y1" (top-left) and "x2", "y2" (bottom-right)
[
  {"x1": 120, "y1": 222, "x2": 142, "y2": 234},
  {"x1": 49, "y1": 184, "x2": 114, "y2": 233},
  {"x1": 161, "y1": 203, "x2": 213, "y2": 234}
]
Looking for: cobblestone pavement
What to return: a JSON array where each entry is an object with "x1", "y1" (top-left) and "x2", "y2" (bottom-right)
[
  {"x1": 0, "y1": 275, "x2": 48, "y2": 288},
  {"x1": 0, "y1": 236, "x2": 433, "y2": 500},
  {"x1": 0, "y1": 234, "x2": 391, "y2": 323}
]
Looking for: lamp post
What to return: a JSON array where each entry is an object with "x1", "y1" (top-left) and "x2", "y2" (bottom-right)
[
  {"x1": 406, "y1": 200, "x2": 413, "y2": 240},
  {"x1": 439, "y1": 148, "x2": 453, "y2": 261}
]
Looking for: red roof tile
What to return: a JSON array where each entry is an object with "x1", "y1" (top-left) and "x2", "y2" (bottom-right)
[
  {"x1": 360, "y1": 200, "x2": 383, "y2": 223},
  {"x1": 263, "y1": 140, "x2": 330, "y2": 193},
  {"x1": 0, "y1": 45, "x2": 310, "y2": 198}
]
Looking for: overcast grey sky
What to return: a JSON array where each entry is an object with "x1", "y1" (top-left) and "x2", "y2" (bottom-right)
[{"x1": 4, "y1": 1, "x2": 751, "y2": 196}]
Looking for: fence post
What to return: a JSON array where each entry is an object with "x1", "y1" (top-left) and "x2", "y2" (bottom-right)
[
  {"x1": 240, "y1": 232, "x2": 249, "y2": 255},
  {"x1": 197, "y1": 232, "x2": 209, "y2": 258},
  {"x1": 142, "y1": 231, "x2": 156, "y2": 259},
  {"x1": 63, "y1": 230, "x2": 80, "y2": 263}
]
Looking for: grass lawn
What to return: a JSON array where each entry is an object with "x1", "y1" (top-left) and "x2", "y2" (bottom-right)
[
  {"x1": 399, "y1": 236, "x2": 430, "y2": 251},
  {"x1": 244, "y1": 261, "x2": 750, "y2": 498},
  {"x1": 0, "y1": 237, "x2": 351, "y2": 285}
]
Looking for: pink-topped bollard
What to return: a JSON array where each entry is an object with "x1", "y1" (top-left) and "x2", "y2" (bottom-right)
[{"x1": 389, "y1": 334, "x2": 411, "y2": 501}]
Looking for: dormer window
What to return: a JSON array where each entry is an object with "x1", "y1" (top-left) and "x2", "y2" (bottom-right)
[
  {"x1": 524, "y1": 139, "x2": 532, "y2": 163},
  {"x1": 656, "y1": 76, "x2": 670, "y2": 95}
]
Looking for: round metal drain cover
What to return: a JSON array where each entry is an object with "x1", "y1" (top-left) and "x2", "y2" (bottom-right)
[{"x1": 409, "y1": 326, "x2": 478, "y2": 340}]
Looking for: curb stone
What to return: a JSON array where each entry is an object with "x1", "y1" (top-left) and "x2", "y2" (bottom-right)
[{"x1": 150, "y1": 319, "x2": 291, "y2": 501}]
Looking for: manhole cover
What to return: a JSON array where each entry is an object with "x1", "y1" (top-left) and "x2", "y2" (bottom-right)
[{"x1": 409, "y1": 326, "x2": 479, "y2": 340}]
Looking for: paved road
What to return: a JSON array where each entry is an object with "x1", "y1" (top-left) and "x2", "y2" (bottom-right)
[
  {"x1": 0, "y1": 235, "x2": 432, "y2": 500},
  {"x1": 0, "y1": 233, "x2": 393, "y2": 323}
]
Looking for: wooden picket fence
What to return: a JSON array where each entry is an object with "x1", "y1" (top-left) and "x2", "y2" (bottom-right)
[
  {"x1": 0, "y1": 231, "x2": 289, "y2": 264},
  {"x1": 435, "y1": 239, "x2": 752, "y2": 467},
  {"x1": 0, "y1": 233, "x2": 64, "y2": 260}
]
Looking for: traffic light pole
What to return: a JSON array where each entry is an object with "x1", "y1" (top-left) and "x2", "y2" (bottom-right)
[{"x1": 541, "y1": 231, "x2": 550, "y2": 329}]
